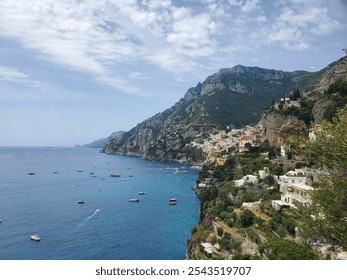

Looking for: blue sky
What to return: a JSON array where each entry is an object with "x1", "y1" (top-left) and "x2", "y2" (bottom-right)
[{"x1": 1, "y1": 0, "x2": 346, "y2": 146}]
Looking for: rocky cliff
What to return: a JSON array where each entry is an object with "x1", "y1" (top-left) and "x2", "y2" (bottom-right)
[
  {"x1": 259, "y1": 56, "x2": 347, "y2": 146},
  {"x1": 104, "y1": 58, "x2": 346, "y2": 162}
]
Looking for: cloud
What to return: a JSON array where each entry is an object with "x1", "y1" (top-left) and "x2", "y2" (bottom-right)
[
  {"x1": 0, "y1": 65, "x2": 46, "y2": 88},
  {"x1": 0, "y1": 0, "x2": 345, "y2": 92}
]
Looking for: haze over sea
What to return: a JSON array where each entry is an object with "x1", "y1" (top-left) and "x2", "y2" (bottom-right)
[{"x1": 0, "y1": 147, "x2": 200, "y2": 260}]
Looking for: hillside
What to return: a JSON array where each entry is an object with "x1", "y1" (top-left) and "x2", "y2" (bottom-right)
[
  {"x1": 78, "y1": 131, "x2": 125, "y2": 148},
  {"x1": 185, "y1": 56, "x2": 347, "y2": 260},
  {"x1": 103, "y1": 63, "x2": 326, "y2": 163}
]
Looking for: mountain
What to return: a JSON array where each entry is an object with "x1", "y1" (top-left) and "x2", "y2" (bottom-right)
[
  {"x1": 103, "y1": 59, "x2": 344, "y2": 164},
  {"x1": 260, "y1": 56, "x2": 347, "y2": 146},
  {"x1": 79, "y1": 131, "x2": 125, "y2": 148}
]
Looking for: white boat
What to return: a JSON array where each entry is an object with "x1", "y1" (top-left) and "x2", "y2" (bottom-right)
[
  {"x1": 169, "y1": 201, "x2": 177, "y2": 205},
  {"x1": 129, "y1": 198, "x2": 140, "y2": 202},
  {"x1": 31, "y1": 235, "x2": 41, "y2": 241},
  {"x1": 110, "y1": 173, "x2": 121, "y2": 177},
  {"x1": 78, "y1": 200, "x2": 85, "y2": 204},
  {"x1": 169, "y1": 198, "x2": 177, "y2": 202},
  {"x1": 139, "y1": 192, "x2": 146, "y2": 195}
]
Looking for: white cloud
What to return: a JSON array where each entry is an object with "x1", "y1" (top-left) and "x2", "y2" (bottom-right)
[
  {"x1": 0, "y1": 66, "x2": 46, "y2": 88},
  {"x1": 0, "y1": 0, "x2": 345, "y2": 93}
]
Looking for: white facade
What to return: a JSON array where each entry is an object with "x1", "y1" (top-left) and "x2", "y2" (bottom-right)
[
  {"x1": 273, "y1": 169, "x2": 313, "y2": 209},
  {"x1": 235, "y1": 174, "x2": 258, "y2": 187},
  {"x1": 259, "y1": 167, "x2": 269, "y2": 179}
]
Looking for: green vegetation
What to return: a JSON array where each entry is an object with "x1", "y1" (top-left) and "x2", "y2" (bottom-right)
[
  {"x1": 262, "y1": 237, "x2": 319, "y2": 260},
  {"x1": 292, "y1": 106, "x2": 347, "y2": 249},
  {"x1": 323, "y1": 79, "x2": 347, "y2": 122}
]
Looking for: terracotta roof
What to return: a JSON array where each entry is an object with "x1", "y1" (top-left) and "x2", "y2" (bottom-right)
[{"x1": 240, "y1": 136, "x2": 252, "y2": 141}]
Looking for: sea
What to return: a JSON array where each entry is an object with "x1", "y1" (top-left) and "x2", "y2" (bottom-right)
[{"x1": 0, "y1": 147, "x2": 200, "y2": 260}]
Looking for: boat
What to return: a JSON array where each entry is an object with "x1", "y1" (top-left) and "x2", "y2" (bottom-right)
[
  {"x1": 169, "y1": 198, "x2": 177, "y2": 205},
  {"x1": 129, "y1": 187, "x2": 139, "y2": 202},
  {"x1": 28, "y1": 172, "x2": 35, "y2": 175},
  {"x1": 78, "y1": 200, "x2": 85, "y2": 204},
  {"x1": 31, "y1": 235, "x2": 41, "y2": 241},
  {"x1": 139, "y1": 192, "x2": 146, "y2": 195},
  {"x1": 110, "y1": 173, "x2": 121, "y2": 177}
]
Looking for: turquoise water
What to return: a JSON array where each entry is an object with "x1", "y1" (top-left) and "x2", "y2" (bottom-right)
[{"x1": 0, "y1": 147, "x2": 200, "y2": 260}]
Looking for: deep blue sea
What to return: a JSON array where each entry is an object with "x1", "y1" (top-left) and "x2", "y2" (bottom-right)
[{"x1": 0, "y1": 147, "x2": 200, "y2": 260}]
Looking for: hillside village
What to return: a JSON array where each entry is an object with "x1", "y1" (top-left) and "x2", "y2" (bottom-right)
[{"x1": 186, "y1": 79, "x2": 347, "y2": 260}]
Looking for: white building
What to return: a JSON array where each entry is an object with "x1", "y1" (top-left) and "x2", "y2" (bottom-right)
[
  {"x1": 235, "y1": 174, "x2": 258, "y2": 187},
  {"x1": 278, "y1": 169, "x2": 306, "y2": 193},
  {"x1": 259, "y1": 167, "x2": 269, "y2": 179},
  {"x1": 273, "y1": 169, "x2": 313, "y2": 210}
]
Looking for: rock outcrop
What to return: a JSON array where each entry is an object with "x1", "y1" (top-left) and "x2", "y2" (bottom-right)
[{"x1": 259, "y1": 112, "x2": 307, "y2": 146}]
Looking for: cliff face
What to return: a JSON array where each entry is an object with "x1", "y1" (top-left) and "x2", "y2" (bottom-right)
[
  {"x1": 314, "y1": 57, "x2": 347, "y2": 93},
  {"x1": 104, "y1": 57, "x2": 346, "y2": 162},
  {"x1": 259, "y1": 112, "x2": 307, "y2": 146},
  {"x1": 259, "y1": 56, "x2": 347, "y2": 146}
]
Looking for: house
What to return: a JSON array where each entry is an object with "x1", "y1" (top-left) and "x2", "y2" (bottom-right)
[
  {"x1": 200, "y1": 243, "x2": 213, "y2": 257},
  {"x1": 280, "y1": 145, "x2": 286, "y2": 157},
  {"x1": 235, "y1": 174, "x2": 258, "y2": 187},
  {"x1": 238, "y1": 135, "x2": 253, "y2": 152},
  {"x1": 278, "y1": 169, "x2": 306, "y2": 193},
  {"x1": 280, "y1": 183, "x2": 313, "y2": 207},
  {"x1": 273, "y1": 169, "x2": 313, "y2": 210}
]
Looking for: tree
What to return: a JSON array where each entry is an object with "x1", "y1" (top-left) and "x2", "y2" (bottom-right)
[
  {"x1": 295, "y1": 106, "x2": 347, "y2": 249},
  {"x1": 238, "y1": 209, "x2": 255, "y2": 228}
]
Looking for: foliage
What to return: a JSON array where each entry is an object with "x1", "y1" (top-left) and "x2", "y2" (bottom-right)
[
  {"x1": 246, "y1": 228, "x2": 262, "y2": 244},
  {"x1": 264, "y1": 238, "x2": 319, "y2": 260},
  {"x1": 238, "y1": 209, "x2": 255, "y2": 228},
  {"x1": 294, "y1": 106, "x2": 347, "y2": 249},
  {"x1": 323, "y1": 79, "x2": 347, "y2": 122},
  {"x1": 238, "y1": 153, "x2": 272, "y2": 175}
]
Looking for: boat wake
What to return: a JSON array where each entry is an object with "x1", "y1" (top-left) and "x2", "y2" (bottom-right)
[
  {"x1": 77, "y1": 209, "x2": 100, "y2": 228},
  {"x1": 86, "y1": 209, "x2": 99, "y2": 221}
]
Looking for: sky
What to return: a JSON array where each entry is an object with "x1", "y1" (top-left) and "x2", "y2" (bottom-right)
[{"x1": 0, "y1": 0, "x2": 346, "y2": 147}]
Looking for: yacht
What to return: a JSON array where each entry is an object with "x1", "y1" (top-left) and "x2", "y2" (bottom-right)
[
  {"x1": 139, "y1": 192, "x2": 146, "y2": 195},
  {"x1": 129, "y1": 198, "x2": 140, "y2": 202},
  {"x1": 169, "y1": 198, "x2": 177, "y2": 205},
  {"x1": 78, "y1": 200, "x2": 85, "y2": 204},
  {"x1": 110, "y1": 173, "x2": 121, "y2": 177},
  {"x1": 31, "y1": 235, "x2": 41, "y2": 241}
]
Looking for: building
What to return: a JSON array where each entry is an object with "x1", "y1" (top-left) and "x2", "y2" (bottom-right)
[
  {"x1": 200, "y1": 243, "x2": 213, "y2": 258},
  {"x1": 238, "y1": 135, "x2": 253, "y2": 153},
  {"x1": 278, "y1": 169, "x2": 306, "y2": 193},
  {"x1": 258, "y1": 167, "x2": 269, "y2": 179},
  {"x1": 272, "y1": 169, "x2": 313, "y2": 210},
  {"x1": 235, "y1": 174, "x2": 258, "y2": 187}
]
